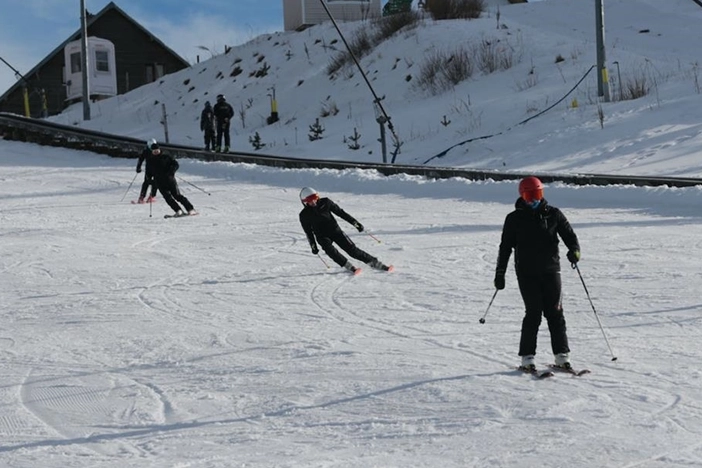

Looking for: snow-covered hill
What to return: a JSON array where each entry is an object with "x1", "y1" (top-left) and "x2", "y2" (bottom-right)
[{"x1": 50, "y1": 0, "x2": 702, "y2": 176}]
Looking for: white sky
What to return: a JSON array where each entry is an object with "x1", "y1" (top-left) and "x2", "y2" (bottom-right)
[{"x1": 2, "y1": 0, "x2": 702, "y2": 466}]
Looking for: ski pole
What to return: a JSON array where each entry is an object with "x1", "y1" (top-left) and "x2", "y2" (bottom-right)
[
  {"x1": 367, "y1": 232, "x2": 381, "y2": 243},
  {"x1": 573, "y1": 264, "x2": 618, "y2": 361},
  {"x1": 149, "y1": 197, "x2": 153, "y2": 218},
  {"x1": 479, "y1": 289, "x2": 499, "y2": 324},
  {"x1": 317, "y1": 253, "x2": 330, "y2": 268},
  {"x1": 177, "y1": 176, "x2": 211, "y2": 196},
  {"x1": 121, "y1": 173, "x2": 139, "y2": 202}
]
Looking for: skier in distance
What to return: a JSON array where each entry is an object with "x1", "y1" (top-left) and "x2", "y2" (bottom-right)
[{"x1": 147, "y1": 140, "x2": 197, "y2": 217}]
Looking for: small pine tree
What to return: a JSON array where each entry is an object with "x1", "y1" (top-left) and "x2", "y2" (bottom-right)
[
  {"x1": 249, "y1": 131, "x2": 266, "y2": 150},
  {"x1": 308, "y1": 118, "x2": 325, "y2": 141},
  {"x1": 346, "y1": 128, "x2": 361, "y2": 150}
]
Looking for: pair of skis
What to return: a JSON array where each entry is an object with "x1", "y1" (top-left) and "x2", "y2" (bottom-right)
[
  {"x1": 516, "y1": 365, "x2": 591, "y2": 379},
  {"x1": 164, "y1": 211, "x2": 199, "y2": 219},
  {"x1": 347, "y1": 265, "x2": 395, "y2": 276}
]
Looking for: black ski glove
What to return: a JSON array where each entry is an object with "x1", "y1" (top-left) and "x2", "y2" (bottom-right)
[
  {"x1": 354, "y1": 222, "x2": 364, "y2": 232},
  {"x1": 136, "y1": 167, "x2": 142, "y2": 173},
  {"x1": 567, "y1": 250, "x2": 581, "y2": 264},
  {"x1": 494, "y1": 271, "x2": 505, "y2": 290},
  {"x1": 311, "y1": 245, "x2": 319, "y2": 255}
]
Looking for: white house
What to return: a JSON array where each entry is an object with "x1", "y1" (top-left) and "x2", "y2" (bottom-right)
[
  {"x1": 283, "y1": 0, "x2": 382, "y2": 31},
  {"x1": 63, "y1": 37, "x2": 117, "y2": 102}
]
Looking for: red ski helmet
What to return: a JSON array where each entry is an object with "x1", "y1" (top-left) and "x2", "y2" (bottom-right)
[
  {"x1": 518, "y1": 176, "x2": 544, "y2": 203},
  {"x1": 300, "y1": 187, "x2": 319, "y2": 206}
]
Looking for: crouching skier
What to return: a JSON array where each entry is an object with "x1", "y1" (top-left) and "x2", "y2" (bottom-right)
[
  {"x1": 147, "y1": 140, "x2": 197, "y2": 218},
  {"x1": 298, "y1": 187, "x2": 393, "y2": 275}
]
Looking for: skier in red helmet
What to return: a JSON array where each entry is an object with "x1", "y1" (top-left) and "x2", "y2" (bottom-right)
[
  {"x1": 494, "y1": 176, "x2": 580, "y2": 373},
  {"x1": 299, "y1": 187, "x2": 393, "y2": 274}
]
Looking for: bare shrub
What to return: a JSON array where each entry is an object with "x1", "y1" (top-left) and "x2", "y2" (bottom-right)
[
  {"x1": 474, "y1": 38, "x2": 514, "y2": 73},
  {"x1": 443, "y1": 48, "x2": 474, "y2": 85},
  {"x1": 326, "y1": 54, "x2": 348, "y2": 77},
  {"x1": 515, "y1": 73, "x2": 538, "y2": 91},
  {"x1": 320, "y1": 100, "x2": 339, "y2": 117},
  {"x1": 415, "y1": 51, "x2": 445, "y2": 94},
  {"x1": 623, "y1": 74, "x2": 649, "y2": 100},
  {"x1": 425, "y1": 0, "x2": 485, "y2": 20},
  {"x1": 374, "y1": 11, "x2": 422, "y2": 41},
  {"x1": 415, "y1": 47, "x2": 473, "y2": 94},
  {"x1": 326, "y1": 29, "x2": 373, "y2": 75}
]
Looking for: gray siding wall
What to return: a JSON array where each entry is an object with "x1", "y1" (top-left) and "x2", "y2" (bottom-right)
[
  {"x1": 284, "y1": 0, "x2": 381, "y2": 31},
  {"x1": 283, "y1": 0, "x2": 304, "y2": 31}
]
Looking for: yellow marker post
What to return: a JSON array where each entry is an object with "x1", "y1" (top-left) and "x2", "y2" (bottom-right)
[{"x1": 22, "y1": 86, "x2": 30, "y2": 117}]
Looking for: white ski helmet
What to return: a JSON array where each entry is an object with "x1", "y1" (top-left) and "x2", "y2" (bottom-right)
[{"x1": 300, "y1": 187, "x2": 319, "y2": 205}]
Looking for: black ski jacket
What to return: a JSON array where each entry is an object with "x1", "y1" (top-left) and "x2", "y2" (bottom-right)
[
  {"x1": 496, "y1": 198, "x2": 579, "y2": 276},
  {"x1": 136, "y1": 148, "x2": 154, "y2": 175},
  {"x1": 149, "y1": 152, "x2": 179, "y2": 185},
  {"x1": 200, "y1": 106, "x2": 215, "y2": 132},
  {"x1": 299, "y1": 198, "x2": 359, "y2": 247},
  {"x1": 213, "y1": 101, "x2": 234, "y2": 126}
]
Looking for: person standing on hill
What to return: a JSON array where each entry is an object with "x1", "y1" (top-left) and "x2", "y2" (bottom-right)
[
  {"x1": 493, "y1": 176, "x2": 580, "y2": 373},
  {"x1": 213, "y1": 94, "x2": 234, "y2": 153},
  {"x1": 299, "y1": 187, "x2": 393, "y2": 274},
  {"x1": 200, "y1": 101, "x2": 216, "y2": 151},
  {"x1": 147, "y1": 140, "x2": 197, "y2": 217},
  {"x1": 134, "y1": 140, "x2": 158, "y2": 204}
]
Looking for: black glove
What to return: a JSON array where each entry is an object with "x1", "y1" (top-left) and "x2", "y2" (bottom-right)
[
  {"x1": 354, "y1": 222, "x2": 364, "y2": 232},
  {"x1": 567, "y1": 250, "x2": 581, "y2": 264},
  {"x1": 311, "y1": 245, "x2": 319, "y2": 255},
  {"x1": 494, "y1": 272, "x2": 505, "y2": 290},
  {"x1": 136, "y1": 167, "x2": 142, "y2": 173}
]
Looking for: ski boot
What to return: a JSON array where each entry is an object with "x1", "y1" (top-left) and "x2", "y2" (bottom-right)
[
  {"x1": 518, "y1": 355, "x2": 536, "y2": 372},
  {"x1": 553, "y1": 353, "x2": 571, "y2": 370},
  {"x1": 370, "y1": 260, "x2": 394, "y2": 272},
  {"x1": 344, "y1": 261, "x2": 361, "y2": 275}
]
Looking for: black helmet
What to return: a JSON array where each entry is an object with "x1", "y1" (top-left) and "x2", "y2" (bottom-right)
[{"x1": 216, "y1": 94, "x2": 225, "y2": 102}]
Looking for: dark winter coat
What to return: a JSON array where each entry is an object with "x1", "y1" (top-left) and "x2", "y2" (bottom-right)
[
  {"x1": 136, "y1": 148, "x2": 154, "y2": 175},
  {"x1": 149, "y1": 152, "x2": 180, "y2": 186},
  {"x1": 299, "y1": 198, "x2": 359, "y2": 247},
  {"x1": 213, "y1": 100, "x2": 234, "y2": 127},
  {"x1": 496, "y1": 198, "x2": 579, "y2": 276},
  {"x1": 200, "y1": 105, "x2": 215, "y2": 132}
]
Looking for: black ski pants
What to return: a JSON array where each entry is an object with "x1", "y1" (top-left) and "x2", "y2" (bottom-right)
[
  {"x1": 204, "y1": 128, "x2": 215, "y2": 150},
  {"x1": 516, "y1": 272, "x2": 570, "y2": 357},
  {"x1": 216, "y1": 122, "x2": 231, "y2": 148},
  {"x1": 157, "y1": 177, "x2": 194, "y2": 213},
  {"x1": 318, "y1": 230, "x2": 376, "y2": 267},
  {"x1": 139, "y1": 172, "x2": 158, "y2": 199}
]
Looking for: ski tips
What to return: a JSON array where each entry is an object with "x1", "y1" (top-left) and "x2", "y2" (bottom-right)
[{"x1": 353, "y1": 268, "x2": 362, "y2": 276}]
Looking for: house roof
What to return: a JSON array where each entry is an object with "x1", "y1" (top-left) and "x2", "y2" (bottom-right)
[{"x1": 0, "y1": 1, "x2": 189, "y2": 102}]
